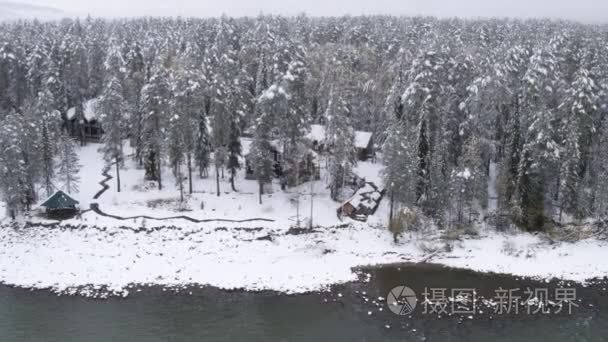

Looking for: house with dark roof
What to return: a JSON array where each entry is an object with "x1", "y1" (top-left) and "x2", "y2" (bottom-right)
[
  {"x1": 40, "y1": 190, "x2": 79, "y2": 219},
  {"x1": 66, "y1": 98, "x2": 104, "y2": 142}
]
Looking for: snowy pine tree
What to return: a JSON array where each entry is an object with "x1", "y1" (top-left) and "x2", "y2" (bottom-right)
[
  {"x1": 324, "y1": 87, "x2": 356, "y2": 201},
  {"x1": 382, "y1": 116, "x2": 417, "y2": 220},
  {"x1": 34, "y1": 87, "x2": 62, "y2": 197},
  {"x1": 98, "y1": 76, "x2": 126, "y2": 192},
  {"x1": 56, "y1": 132, "x2": 82, "y2": 195},
  {"x1": 557, "y1": 67, "x2": 599, "y2": 219},
  {"x1": 141, "y1": 62, "x2": 171, "y2": 190},
  {"x1": 173, "y1": 46, "x2": 204, "y2": 193},
  {"x1": 167, "y1": 112, "x2": 186, "y2": 202},
  {"x1": 515, "y1": 47, "x2": 560, "y2": 230},
  {"x1": 0, "y1": 112, "x2": 31, "y2": 219},
  {"x1": 251, "y1": 85, "x2": 282, "y2": 204}
]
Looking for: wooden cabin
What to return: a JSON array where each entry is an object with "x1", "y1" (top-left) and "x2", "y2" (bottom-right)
[
  {"x1": 338, "y1": 182, "x2": 385, "y2": 221},
  {"x1": 66, "y1": 98, "x2": 103, "y2": 142},
  {"x1": 282, "y1": 151, "x2": 321, "y2": 187},
  {"x1": 242, "y1": 137, "x2": 320, "y2": 186},
  {"x1": 354, "y1": 131, "x2": 374, "y2": 161},
  {"x1": 243, "y1": 138, "x2": 283, "y2": 180},
  {"x1": 40, "y1": 190, "x2": 79, "y2": 219},
  {"x1": 307, "y1": 124, "x2": 374, "y2": 161}
]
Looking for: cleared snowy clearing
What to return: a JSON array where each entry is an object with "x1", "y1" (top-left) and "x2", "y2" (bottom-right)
[
  {"x1": 0, "y1": 144, "x2": 607, "y2": 296},
  {"x1": 76, "y1": 143, "x2": 343, "y2": 228}
]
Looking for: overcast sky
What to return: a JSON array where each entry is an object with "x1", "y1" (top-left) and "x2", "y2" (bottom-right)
[{"x1": 14, "y1": 0, "x2": 608, "y2": 22}]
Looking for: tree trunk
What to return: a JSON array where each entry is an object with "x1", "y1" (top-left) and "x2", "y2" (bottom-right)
[
  {"x1": 80, "y1": 124, "x2": 86, "y2": 146},
  {"x1": 178, "y1": 164, "x2": 184, "y2": 203},
  {"x1": 230, "y1": 169, "x2": 237, "y2": 192},
  {"x1": 187, "y1": 154, "x2": 193, "y2": 194},
  {"x1": 258, "y1": 182, "x2": 263, "y2": 204},
  {"x1": 216, "y1": 166, "x2": 221, "y2": 197},
  {"x1": 45, "y1": 173, "x2": 53, "y2": 198},
  {"x1": 309, "y1": 179, "x2": 314, "y2": 229},
  {"x1": 115, "y1": 156, "x2": 121, "y2": 192},
  {"x1": 389, "y1": 191, "x2": 395, "y2": 223},
  {"x1": 157, "y1": 154, "x2": 162, "y2": 190},
  {"x1": 66, "y1": 169, "x2": 71, "y2": 194}
]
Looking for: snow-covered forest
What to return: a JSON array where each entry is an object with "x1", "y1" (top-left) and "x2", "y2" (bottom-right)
[{"x1": 0, "y1": 15, "x2": 607, "y2": 232}]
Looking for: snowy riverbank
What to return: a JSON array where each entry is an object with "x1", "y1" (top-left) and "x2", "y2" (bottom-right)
[{"x1": 1, "y1": 219, "x2": 607, "y2": 297}]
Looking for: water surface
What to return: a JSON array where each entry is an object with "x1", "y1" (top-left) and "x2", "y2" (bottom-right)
[{"x1": 1, "y1": 264, "x2": 606, "y2": 341}]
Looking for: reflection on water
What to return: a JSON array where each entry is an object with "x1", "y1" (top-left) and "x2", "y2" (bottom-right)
[{"x1": 0, "y1": 264, "x2": 606, "y2": 341}]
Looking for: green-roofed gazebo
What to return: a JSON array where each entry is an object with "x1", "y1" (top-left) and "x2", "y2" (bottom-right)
[{"x1": 40, "y1": 190, "x2": 79, "y2": 218}]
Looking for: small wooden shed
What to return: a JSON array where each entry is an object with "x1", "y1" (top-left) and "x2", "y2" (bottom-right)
[
  {"x1": 338, "y1": 182, "x2": 385, "y2": 221},
  {"x1": 40, "y1": 190, "x2": 79, "y2": 218}
]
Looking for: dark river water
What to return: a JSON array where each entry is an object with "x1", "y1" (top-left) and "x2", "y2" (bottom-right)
[{"x1": 1, "y1": 264, "x2": 607, "y2": 341}]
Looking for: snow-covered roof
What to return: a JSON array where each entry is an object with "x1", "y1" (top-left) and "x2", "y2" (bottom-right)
[
  {"x1": 84, "y1": 99, "x2": 99, "y2": 121},
  {"x1": 241, "y1": 137, "x2": 253, "y2": 156},
  {"x1": 354, "y1": 131, "x2": 373, "y2": 149},
  {"x1": 306, "y1": 124, "x2": 372, "y2": 149},
  {"x1": 66, "y1": 107, "x2": 76, "y2": 120},
  {"x1": 343, "y1": 182, "x2": 383, "y2": 212},
  {"x1": 67, "y1": 98, "x2": 101, "y2": 122},
  {"x1": 241, "y1": 137, "x2": 281, "y2": 156},
  {"x1": 307, "y1": 124, "x2": 326, "y2": 142}
]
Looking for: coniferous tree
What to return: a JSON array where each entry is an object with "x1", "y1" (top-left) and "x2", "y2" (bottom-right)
[
  {"x1": 34, "y1": 87, "x2": 62, "y2": 197},
  {"x1": 401, "y1": 51, "x2": 446, "y2": 214},
  {"x1": 98, "y1": 39, "x2": 127, "y2": 192},
  {"x1": 98, "y1": 77, "x2": 126, "y2": 192},
  {"x1": 325, "y1": 87, "x2": 356, "y2": 201},
  {"x1": 516, "y1": 47, "x2": 560, "y2": 230},
  {"x1": 141, "y1": 63, "x2": 171, "y2": 190},
  {"x1": 173, "y1": 47, "x2": 203, "y2": 194},
  {"x1": 251, "y1": 85, "x2": 282, "y2": 204},
  {"x1": 208, "y1": 17, "x2": 244, "y2": 194},
  {"x1": 277, "y1": 61, "x2": 310, "y2": 186},
  {"x1": 167, "y1": 112, "x2": 186, "y2": 202},
  {"x1": 56, "y1": 131, "x2": 81, "y2": 194},
  {"x1": 451, "y1": 135, "x2": 487, "y2": 224},
  {"x1": 195, "y1": 110, "x2": 211, "y2": 178},
  {"x1": 0, "y1": 112, "x2": 30, "y2": 219},
  {"x1": 125, "y1": 43, "x2": 147, "y2": 166},
  {"x1": 382, "y1": 116, "x2": 417, "y2": 221},
  {"x1": 557, "y1": 67, "x2": 599, "y2": 219},
  {"x1": 63, "y1": 33, "x2": 90, "y2": 146}
]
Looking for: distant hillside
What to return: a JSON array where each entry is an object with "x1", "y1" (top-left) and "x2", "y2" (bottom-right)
[{"x1": 0, "y1": 1, "x2": 63, "y2": 21}]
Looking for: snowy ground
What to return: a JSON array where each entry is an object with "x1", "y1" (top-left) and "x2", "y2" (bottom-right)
[
  {"x1": 76, "y1": 142, "x2": 353, "y2": 228},
  {"x1": 0, "y1": 143, "x2": 607, "y2": 296},
  {"x1": 1, "y1": 221, "x2": 607, "y2": 297}
]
